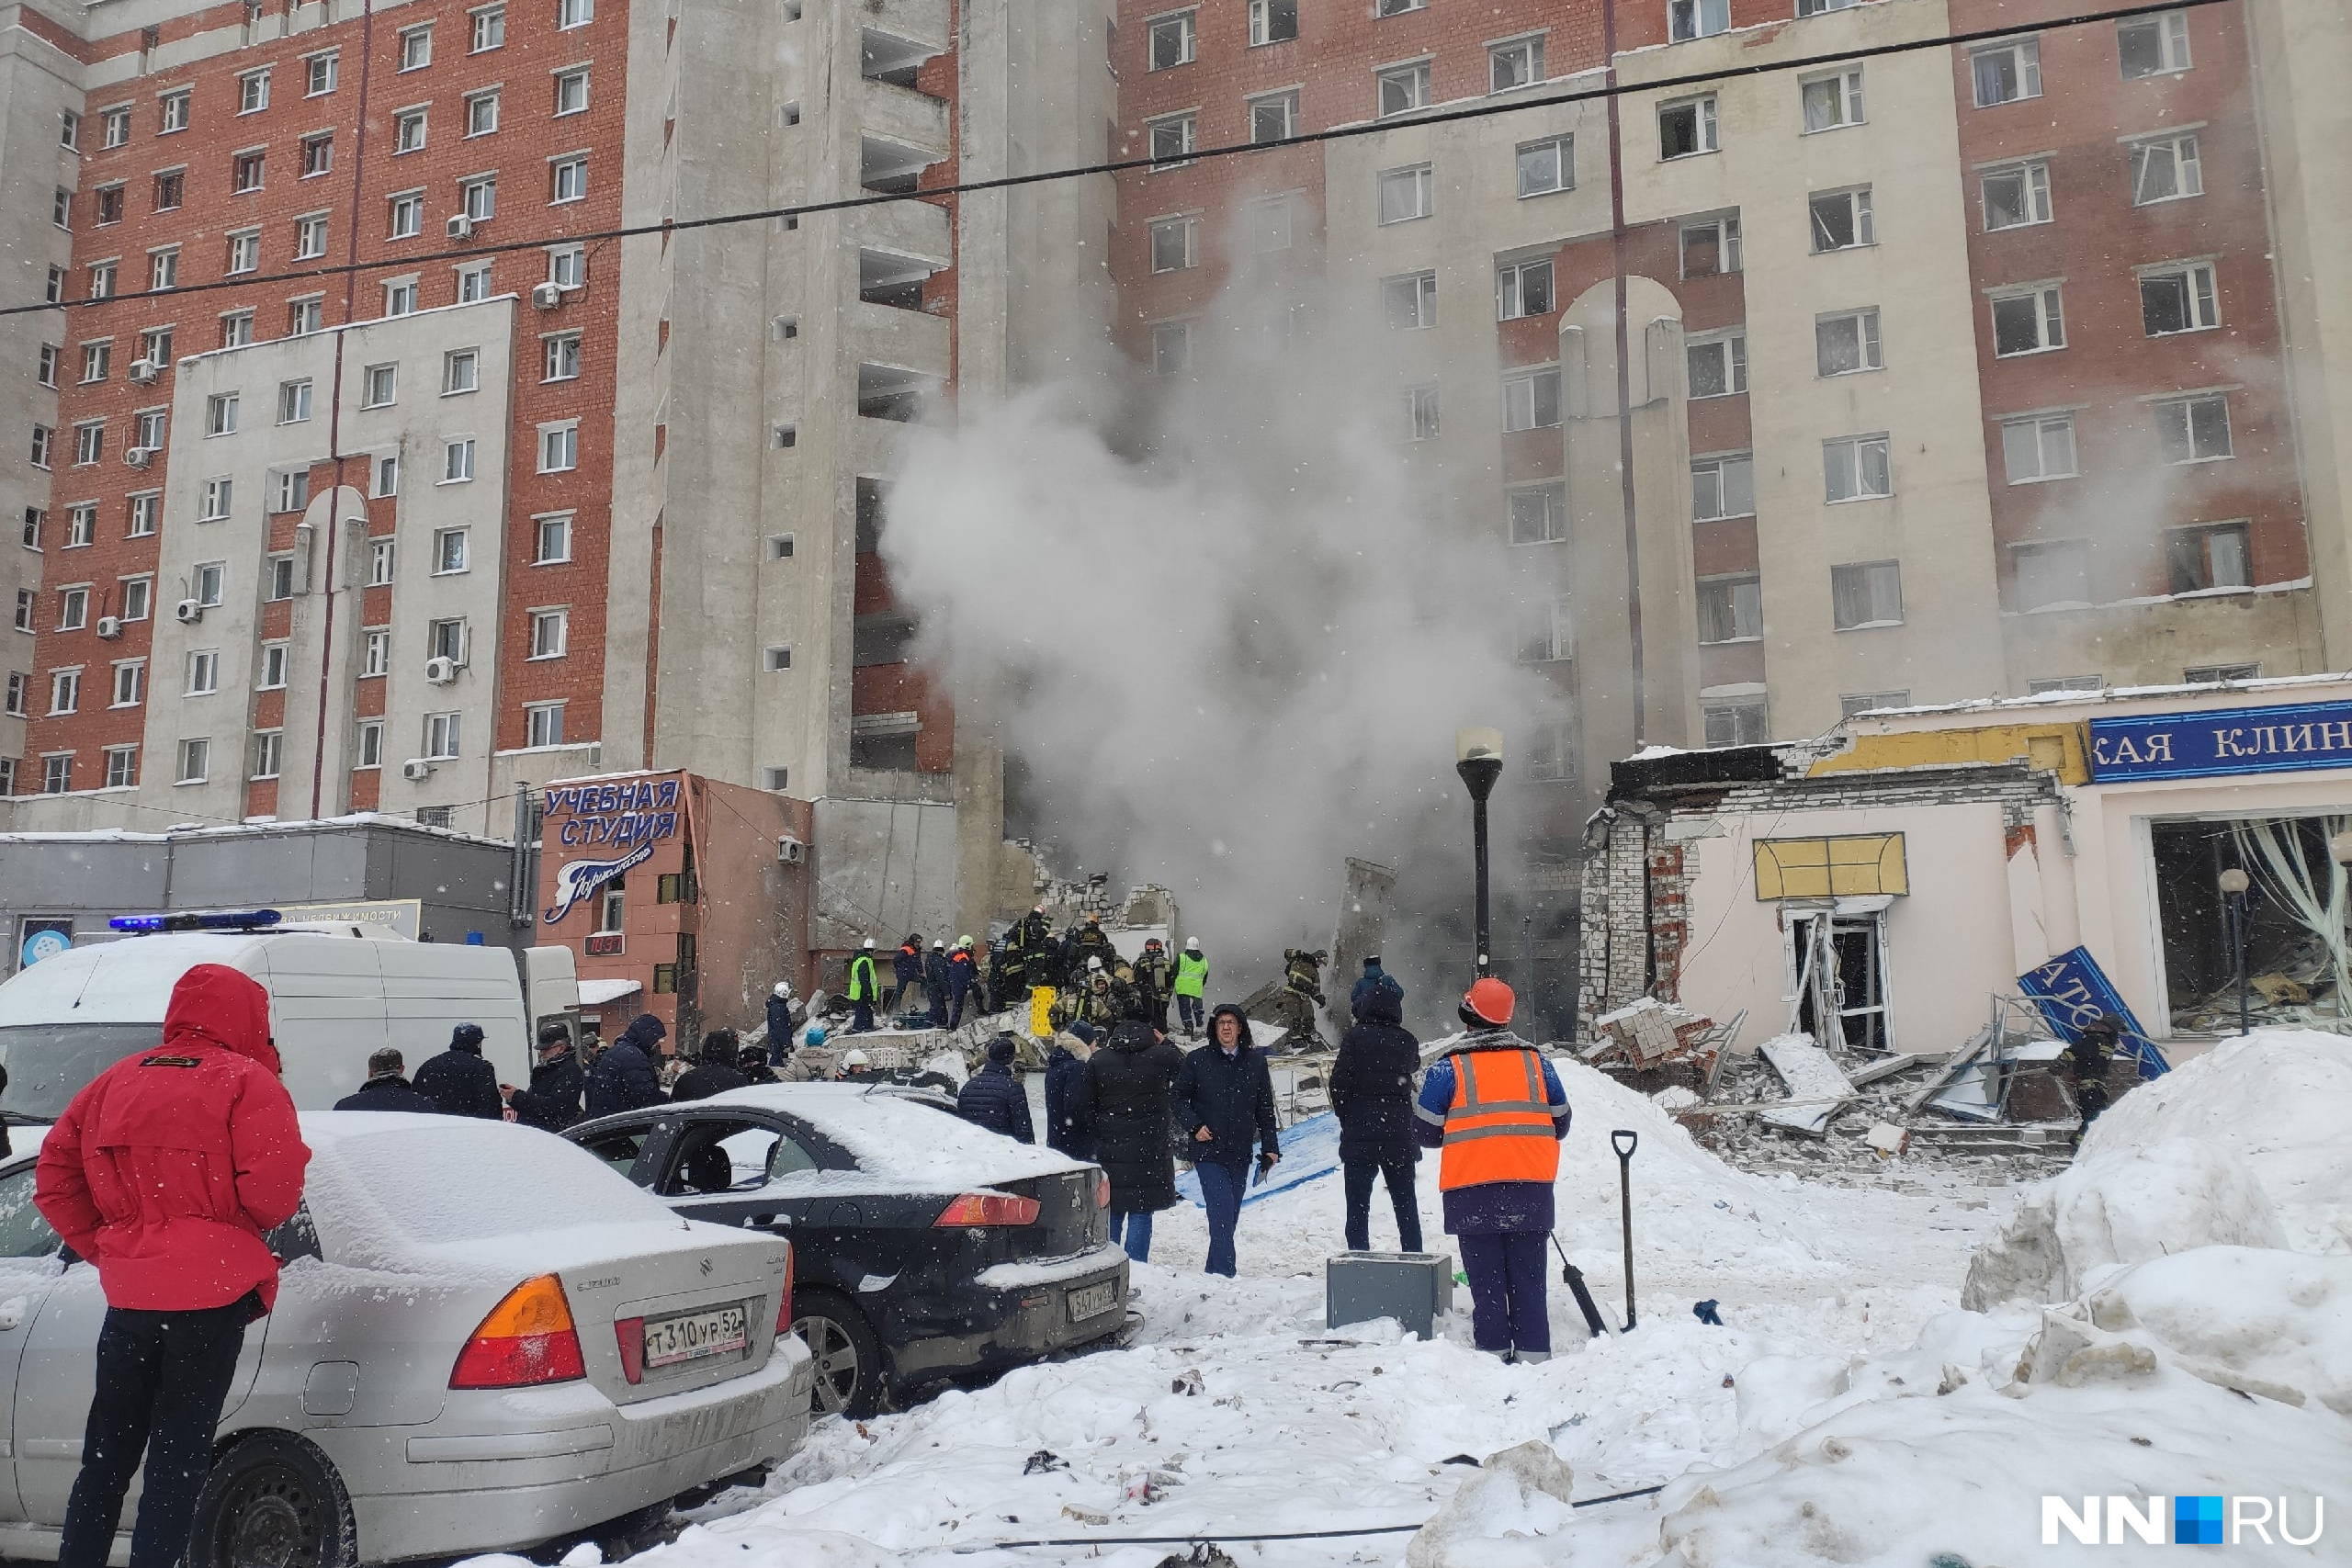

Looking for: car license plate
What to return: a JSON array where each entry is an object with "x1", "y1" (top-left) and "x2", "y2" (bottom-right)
[
  {"x1": 1068, "y1": 1280, "x2": 1119, "y2": 1321},
  {"x1": 643, "y1": 1303, "x2": 749, "y2": 1369}
]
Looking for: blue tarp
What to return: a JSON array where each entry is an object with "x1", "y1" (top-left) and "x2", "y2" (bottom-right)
[{"x1": 1175, "y1": 1110, "x2": 1344, "y2": 1208}]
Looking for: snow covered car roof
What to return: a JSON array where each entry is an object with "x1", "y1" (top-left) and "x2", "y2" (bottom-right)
[{"x1": 695, "y1": 1082, "x2": 1092, "y2": 1188}]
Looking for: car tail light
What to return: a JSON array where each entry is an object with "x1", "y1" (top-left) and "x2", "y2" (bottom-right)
[
  {"x1": 933, "y1": 1192, "x2": 1042, "y2": 1227},
  {"x1": 614, "y1": 1316, "x2": 647, "y2": 1385},
  {"x1": 450, "y1": 1274, "x2": 586, "y2": 1389},
  {"x1": 775, "y1": 1247, "x2": 795, "y2": 1339},
  {"x1": 1095, "y1": 1175, "x2": 1111, "y2": 1210}
]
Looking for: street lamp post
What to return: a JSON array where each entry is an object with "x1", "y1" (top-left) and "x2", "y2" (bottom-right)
[
  {"x1": 2218, "y1": 866, "x2": 2250, "y2": 1036},
  {"x1": 1455, "y1": 728, "x2": 1504, "y2": 980}
]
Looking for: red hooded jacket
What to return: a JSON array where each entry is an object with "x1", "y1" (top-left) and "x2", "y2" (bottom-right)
[{"x1": 35, "y1": 964, "x2": 311, "y2": 1312}]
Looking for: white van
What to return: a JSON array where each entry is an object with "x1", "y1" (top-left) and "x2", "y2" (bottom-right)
[{"x1": 0, "y1": 926, "x2": 534, "y2": 1114}]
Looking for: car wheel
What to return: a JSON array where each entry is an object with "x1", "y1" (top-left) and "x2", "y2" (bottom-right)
[
  {"x1": 792, "y1": 1289, "x2": 888, "y2": 1420},
  {"x1": 188, "y1": 1432, "x2": 357, "y2": 1568}
]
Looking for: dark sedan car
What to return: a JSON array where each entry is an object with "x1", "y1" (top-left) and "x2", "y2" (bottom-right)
[{"x1": 565, "y1": 1083, "x2": 1127, "y2": 1418}]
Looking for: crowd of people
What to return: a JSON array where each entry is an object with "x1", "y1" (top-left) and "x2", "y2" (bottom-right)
[{"x1": 836, "y1": 913, "x2": 1219, "y2": 1042}]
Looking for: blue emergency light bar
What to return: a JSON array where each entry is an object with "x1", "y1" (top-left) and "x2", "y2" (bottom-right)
[{"x1": 108, "y1": 909, "x2": 283, "y2": 934}]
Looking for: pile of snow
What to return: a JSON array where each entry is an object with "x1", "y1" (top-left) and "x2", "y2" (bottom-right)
[{"x1": 1963, "y1": 1031, "x2": 2352, "y2": 1308}]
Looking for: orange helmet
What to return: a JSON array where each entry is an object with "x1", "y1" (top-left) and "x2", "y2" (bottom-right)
[{"x1": 1461, "y1": 976, "x2": 1515, "y2": 1029}]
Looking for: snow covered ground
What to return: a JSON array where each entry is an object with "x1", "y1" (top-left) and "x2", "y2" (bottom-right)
[{"x1": 468, "y1": 1034, "x2": 2351, "y2": 1568}]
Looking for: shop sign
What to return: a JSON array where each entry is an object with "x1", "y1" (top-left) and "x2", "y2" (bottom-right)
[
  {"x1": 541, "y1": 776, "x2": 682, "y2": 926},
  {"x1": 2088, "y1": 698, "x2": 2352, "y2": 782},
  {"x1": 2019, "y1": 946, "x2": 2166, "y2": 1079}
]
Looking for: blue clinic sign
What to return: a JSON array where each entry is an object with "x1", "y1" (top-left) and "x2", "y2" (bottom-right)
[
  {"x1": 2088, "y1": 697, "x2": 2352, "y2": 782},
  {"x1": 2020, "y1": 946, "x2": 2167, "y2": 1080}
]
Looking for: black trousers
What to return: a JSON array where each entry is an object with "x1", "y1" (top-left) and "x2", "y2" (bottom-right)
[
  {"x1": 61, "y1": 1293, "x2": 258, "y2": 1568},
  {"x1": 1341, "y1": 1156, "x2": 1423, "y2": 1253}
]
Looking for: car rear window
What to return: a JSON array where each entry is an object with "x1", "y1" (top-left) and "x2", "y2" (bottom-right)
[
  {"x1": 0, "y1": 1023, "x2": 160, "y2": 1118},
  {"x1": 320, "y1": 1122, "x2": 675, "y2": 1244}
]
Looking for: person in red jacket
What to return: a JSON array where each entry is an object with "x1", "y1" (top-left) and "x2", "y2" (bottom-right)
[{"x1": 35, "y1": 963, "x2": 310, "y2": 1568}]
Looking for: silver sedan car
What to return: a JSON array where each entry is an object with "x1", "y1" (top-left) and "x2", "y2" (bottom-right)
[{"x1": 0, "y1": 1111, "x2": 814, "y2": 1567}]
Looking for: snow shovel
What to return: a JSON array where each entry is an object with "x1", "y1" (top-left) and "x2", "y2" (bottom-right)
[
  {"x1": 1550, "y1": 1235, "x2": 1608, "y2": 1338},
  {"x1": 1611, "y1": 1129, "x2": 1639, "y2": 1330}
]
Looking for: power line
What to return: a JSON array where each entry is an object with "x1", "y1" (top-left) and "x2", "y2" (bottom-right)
[{"x1": 5, "y1": 0, "x2": 2233, "y2": 323}]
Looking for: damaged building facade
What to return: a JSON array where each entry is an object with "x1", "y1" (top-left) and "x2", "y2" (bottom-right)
[{"x1": 1580, "y1": 674, "x2": 2352, "y2": 1063}]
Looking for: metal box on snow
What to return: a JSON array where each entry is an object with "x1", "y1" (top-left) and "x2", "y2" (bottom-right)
[{"x1": 1326, "y1": 1250, "x2": 1453, "y2": 1339}]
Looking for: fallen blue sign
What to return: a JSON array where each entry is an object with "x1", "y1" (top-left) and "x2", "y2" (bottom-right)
[
  {"x1": 2088, "y1": 698, "x2": 2352, "y2": 781},
  {"x1": 2019, "y1": 946, "x2": 2166, "y2": 1079}
]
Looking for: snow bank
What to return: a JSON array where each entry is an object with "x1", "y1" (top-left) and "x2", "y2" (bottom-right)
[{"x1": 2087, "y1": 1247, "x2": 2352, "y2": 1416}]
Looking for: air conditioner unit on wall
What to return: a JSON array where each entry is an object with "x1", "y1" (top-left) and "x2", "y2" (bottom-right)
[
  {"x1": 423, "y1": 656, "x2": 457, "y2": 684},
  {"x1": 125, "y1": 447, "x2": 153, "y2": 468},
  {"x1": 174, "y1": 599, "x2": 203, "y2": 624},
  {"x1": 95, "y1": 615, "x2": 121, "y2": 639},
  {"x1": 401, "y1": 759, "x2": 435, "y2": 782},
  {"x1": 530, "y1": 282, "x2": 563, "y2": 310},
  {"x1": 128, "y1": 359, "x2": 159, "y2": 385},
  {"x1": 447, "y1": 214, "x2": 474, "y2": 239},
  {"x1": 777, "y1": 836, "x2": 804, "y2": 864}
]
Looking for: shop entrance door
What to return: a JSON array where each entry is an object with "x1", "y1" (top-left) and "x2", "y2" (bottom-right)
[{"x1": 1789, "y1": 899, "x2": 1893, "y2": 1052}]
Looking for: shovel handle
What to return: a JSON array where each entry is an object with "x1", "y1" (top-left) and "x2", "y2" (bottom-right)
[{"x1": 1611, "y1": 1128, "x2": 1639, "y2": 1161}]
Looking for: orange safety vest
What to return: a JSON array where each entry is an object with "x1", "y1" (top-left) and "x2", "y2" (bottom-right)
[{"x1": 1437, "y1": 1047, "x2": 1562, "y2": 1191}]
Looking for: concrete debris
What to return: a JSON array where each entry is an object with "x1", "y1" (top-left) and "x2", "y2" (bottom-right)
[
  {"x1": 1592, "y1": 996, "x2": 1713, "y2": 1065},
  {"x1": 1757, "y1": 1034, "x2": 1858, "y2": 1137},
  {"x1": 1864, "y1": 1121, "x2": 1908, "y2": 1157}
]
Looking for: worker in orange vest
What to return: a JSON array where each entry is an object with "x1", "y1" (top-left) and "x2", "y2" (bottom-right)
[{"x1": 1412, "y1": 977, "x2": 1570, "y2": 1361}]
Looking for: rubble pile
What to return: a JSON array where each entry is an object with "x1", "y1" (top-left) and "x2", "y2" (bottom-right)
[{"x1": 2170, "y1": 929, "x2": 2352, "y2": 1036}]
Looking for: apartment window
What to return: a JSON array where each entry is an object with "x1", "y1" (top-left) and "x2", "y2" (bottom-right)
[
  {"x1": 554, "y1": 68, "x2": 590, "y2": 116},
  {"x1": 42, "y1": 755, "x2": 73, "y2": 794},
  {"x1": 1376, "y1": 0, "x2": 1426, "y2": 12},
  {"x1": 526, "y1": 702, "x2": 566, "y2": 748},
  {"x1": 362, "y1": 365, "x2": 397, "y2": 406},
  {"x1": 428, "y1": 618, "x2": 467, "y2": 663},
  {"x1": 251, "y1": 731, "x2": 282, "y2": 781},
  {"x1": 2130, "y1": 133, "x2": 2202, "y2": 206},
  {"x1": 423, "y1": 528, "x2": 468, "y2": 578},
  {"x1": 1704, "y1": 698, "x2": 1769, "y2": 747},
  {"x1": 543, "y1": 333, "x2": 582, "y2": 381},
  {"x1": 1809, "y1": 187, "x2": 1873, "y2": 252},
  {"x1": 390, "y1": 192, "x2": 424, "y2": 238},
  {"x1": 1249, "y1": 0, "x2": 1296, "y2": 46},
  {"x1": 550, "y1": 156, "x2": 587, "y2": 204},
  {"x1": 373, "y1": 456, "x2": 400, "y2": 499},
  {"x1": 2142, "y1": 263, "x2": 2218, "y2": 336},
  {"x1": 1148, "y1": 11, "x2": 1195, "y2": 69},
  {"x1": 1802, "y1": 69, "x2": 1864, "y2": 132},
  {"x1": 1508, "y1": 483, "x2": 1567, "y2": 545},
  {"x1": 1149, "y1": 215, "x2": 1200, "y2": 272},
  {"x1": 2186, "y1": 662, "x2": 2260, "y2": 684},
  {"x1": 1698, "y1": 575, "x2": 1762, "y2": 643},
  {"x1": 1669, "y1": 0, "x2": 1728, "y2": 41},
  {"x1": 12, "y1": 591, "x2": 31, "y2": 631},
  {"x1": 1239, "y1": 91, "x2": 1295, "y2": 146},
  {"x1": 356, "y1": 719, "x2": 384, "y2": 769},
  {"x1": 87, "y1": 261, "x2": 116, "y2": 300},
  {"x1": 104, "y1": 742, "x2": 140, "y2": 786},
  {"x1": 194, "y1": 562, "x2": 225, "y2": 606},
  {"x1": 37, "y1": 345, "x2": 59, "y2": 389},
  {"x1": 232, "y1": 151, "x2": 265, "y2": 193},
  {"x1": 2154, "y1": 393, "x2": 2231, "y2": 463},
  {"x1": 1815, "y1": 310, "x2": 1882, "y2": 376},
  {"x1": 267, "y1": 555, "x2": 299, "y2": 601},
  {"x1": 2168, "y1": 522, "x2": 2250, "y2": 592},
  {"x1": 239, "y1": 68, "x2": 270, "y2": 113},
  {"x1": 424, "y1": 712, "x2": 462, "y2": 760},
  {"x1": 1825, "y1": 434, "x2": 1892, "y2": 502},
  {"x1": 1516, "y1": 135, "x2": 1572, "y2": 197},
  {"x1": 1972, "y1": 39, "x2": 2041, "y2": 106},
  {"x1": 467, "y1": 90, "x2": 500, "y2": 137},
  {"x1": 226, "y1": 230, "x2": 260, "y2": 274},
  {"x1": 74, "y1": 423, "x2": 105, "y2": 467},
  {"x1": 1502, "y1": 367, "x2": 1563, "y2": 432},
  {"x1": 50, "y1": 669, "x2": 80, "y2": 716},
  {"x1": 103, "y1": 105, "x2": 131, "y2": 146},
  {"x1": 1489, "y1": 37, "x2": 1543, "y2": 92},
  {"x1": 463, "y1": 176, "x2": 496, "y2": 220},
  {"x1": 81, "y1": 342, "x2": 111, "y2": 384},
  {"x1": 94, "y1": 186, "x2": 124, "y2": 227},
  {"x1": 307, "y1": 51, "x2": 338, "y2": 96},
  {"x1": 1687, "y1": 333, "x2": 1747, "y2": 399},
  {"x1": 361, "y1": 627, "x2": 390, "y2": 674},
  {"x1": 1692, "y1": 454, "x2": 1755, "y2": 520},
  {"x1": 1378, "y1": 165, "x2": 1432, "y2": 224},
  {"x1": 394, "y1": 107, "x2": 427, "y2": 154},
  {"x1": 300, "y1": 133, "x2": 333, "y2": 179},
  {"x1": 529, "y1": 609, "x2": 568, "y2": 659},
  {"x1": 29, "y1": 426, "x2": 51, "y2": 468},
  {"x1": 258, "y1": 643, "x2": 288, "y2": 691},
  {"x1": 1151, "y1": 321, "x2": 1193, "y2": 376},
  {"x1": 52, "y1": 187, "x2": 72, "y2": 230},
  {"x1": 152, "y1": 168, "x2": 190, "y2": 217},
  {"x1": 1660, "y1": 97, "x2": 1720, "y2": 163},
  {"x1": 1982, "y1": 161, "x2": 2052, "y2": 230},
  {"x1": 160, "y1": 89, "x2": 191, "y2": 133},
  {"x1": 472, "y1": 4, "x2": 506, "y2": 51},
  {"x1": 442, "y1": 439, "x2": 475, "y2": 483},
  {"x1": 558, "y1": 0, "x2": 594, "y2": 28},
  {"x1": 19, "y1": 505, "x2": 41, "y2": 547},
  {"x1": 60, "y1": 108, "x2": 79, "y2": 149},
  {"x1": 1148, "y1": 113, "x2": 1195, "y2": 167},
  {"x1": 204, "y1": 392, "x2": 239, "y2": 438},
  {"x1": 1384, "y1": 271, "x2": 1438, "y2": 330},
  {"x1": 288, "y1": 296, "x2": 323, "y2": 335},
  {"x1": 536, "y1": 515, "x2": 574, "y2": 563},
  {"x1": 66, "y1": 505, "x2": 96, "y2": 547},
  {"x1": 1991, "y1": 287, "x2": 2065, "y2": 355},
  {"x1": 2, "y1": 671, "x2": 21, "y2": 714},
  {"x1": 274, "y1": 378, "x2": 312, "y2": 425},
  {"x1": 1496, "y1": 259, "x2": 1554, "y2": 321},
  {"x1": 548, "y1": 245, "x2": 585, "y2": 288},
  {"x1": 271, "y1": 469, "x2": 310, "y2": 513},
  {"x1": 1405, "y1": 385, "x2": 1441, "y2": 442},
  {"x1": 59, "y1": 587, "x2": 89, "y2": 630},
  {"x1": 1515, "y1": 600, "x2": 1571, "y2": 663},
  {"x1": 121, "y1": 576, "x2": 152, "y2": 619},
  {"x1": 1839, "y1": 692, "x2": 1910, "y2": 718},
  {"x1": 438, "y1": 348, "x2": 480, "y2": 396},
  {"x1": 1831, "y1": 561, "x2": 1903, "y2": 628},
  {"x1": 2120, "y1": 9, "x2": 2190, "y2": 76},
  {"x1": 540, "y1": 423, "x2": 579, "y2": 472},
  {"x1": 1377, "y1": 62, "x2": 1431, "y2": 118},
  {"x1": 128, "y1": 494, "x2": 160, "y2": 537},
  {"x1": 186, "y1": 649, "x2": 220, "y2": 695},
  {"x1": 2002, "y1": 412, "x2": 2078, "y2": 482},
  {"x1": 293, "y1": 214, "x2": 328, "y2": 259},
  {"x1": 111, "y1": 660, "x2": 144, "y2": 706},
  {"x1": 457, "y1": 262, "x2": 493, "y2": 303},
  {"x1": 400, "y1": 25, "x2": 433, "y2": 69}
]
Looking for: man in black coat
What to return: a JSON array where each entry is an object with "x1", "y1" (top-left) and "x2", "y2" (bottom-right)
[
  {"x1": 955, "y1": 1035, "x2": 1035, "y2": 1142},
  {"x1": 671, "y1": 1029, "x2": 751, "y2": 1102},
  {"x1": 1329, "y1": 974, "x2": 1423, "y2": 1252},
  {"x1": 1081, "y1": 1006, "x2": 1184, "y2": 1262},
  {"x1": 413, "y1": 1023, "x2": 503, "y2": 1118},
  {"x1": 1172, "y1": 1004, "x2": 1281, "y2": 1277},
  {"x1": 926, "y1": 941, "x2": 953, "y2": 1029},
  {"x1": 586, "y1": 1013, "x2": 667, "y2": 1118},
  {"x1": 505, "y1": 1023, "x2": 587, "y2": 1132},
  {"x1": 334, "y1": 1048, "x2": 439, "y2": 1113},
  {"x1": 1044, "y1": 1021, "x2": 1096, "y2": 1159}
]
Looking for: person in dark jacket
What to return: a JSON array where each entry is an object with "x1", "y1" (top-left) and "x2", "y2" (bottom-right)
[
  {"x1": 1044, "y1": 1021, "x2": 1096, "y2": 1159},
  {"x1": 505, "y1": 1023, "x2": 587, "y2": 1132},
  {"x1": 1081, "y1": 1007, "x2": 1184, "y2": 1262},
  {"x1": 586, "y1": 1013, "x2": 667, "y2": 1118},
  {"x1": 671, "y1": 1029, "x2": 751, "y2": 1102},
  {"x1": 765, "y1": 982, "x2": 801, "y2": 1067},
  {"x1": 1329, "y1": 975, "x2": 1423, "y2": 1253},
  {"x1": 1348, "y1": 955, "x2": 1392, "y2": 1021},
  {"x1": 1130, "y1": 940, "x2": 1176, "y2": 1032},
  {"x1": 892, "y1": 934, "x2": 926, "y2": 1016},
  {"x1": 334, "y1": 1047, "x2": 439, "y2": 1114},
  {"x1": 736, "y1": 1041, "x2": 778, "y2": 1083},
  {"x1": 925, "y1": 940, "x2": 952, "y2": 1028},
  {"x1": 955, "y1": 1035, "x2": 1035, "y2": 1143},
  {"x1": 1173, "y1": 1004, "x2": 1282, "y2": 1277},
  {"x1": 946, "y1": 940, "x2": 981, "y2": 1028},
  {"x1": 413, "y1": 1023, "x2": 502, "y2": 1119}
]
